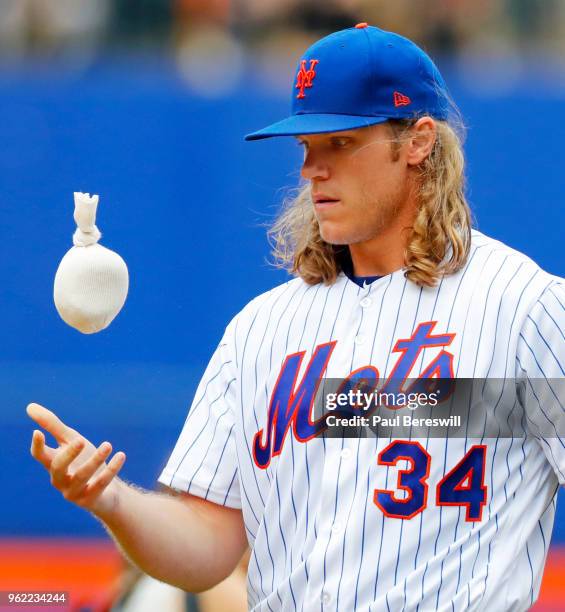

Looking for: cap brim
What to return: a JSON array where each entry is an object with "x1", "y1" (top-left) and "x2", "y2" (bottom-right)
[{"x1": 244, "y1": 113, "x2": 389, "y2": 141}]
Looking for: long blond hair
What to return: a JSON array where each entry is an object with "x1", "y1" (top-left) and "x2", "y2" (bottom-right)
[{"x1": 268, "y1": 117, "x2": 472, "y2": 287}]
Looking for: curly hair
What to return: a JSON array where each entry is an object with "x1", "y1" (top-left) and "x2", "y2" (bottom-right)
[{"x1": 267, "y1": 116, "x2": 473, "y2": 287}]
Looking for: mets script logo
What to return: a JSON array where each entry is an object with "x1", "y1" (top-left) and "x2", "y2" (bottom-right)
[
  {"x1": 295, "y1": 59, "x2": 319, "y2": 99},
  {"x1": 252, "y1": 321, "x2": 455, "y2": 469}
]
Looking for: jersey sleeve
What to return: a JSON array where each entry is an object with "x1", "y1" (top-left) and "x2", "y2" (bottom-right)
[
  {"x1": 158, "y1": 318, "x2": 241, "y2": 508},
  {"x1": 516, "y1": 280, "x2": 565, "y2": 484}
]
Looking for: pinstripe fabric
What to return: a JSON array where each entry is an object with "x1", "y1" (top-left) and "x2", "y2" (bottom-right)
[{"x1": 159, "y1": 230, "x2": 564, "y2": 611}]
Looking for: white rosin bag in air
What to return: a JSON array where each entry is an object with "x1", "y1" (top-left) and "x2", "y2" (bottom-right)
[{"x1": 53, "y1": 192, "x2": 129, "y2": 334}]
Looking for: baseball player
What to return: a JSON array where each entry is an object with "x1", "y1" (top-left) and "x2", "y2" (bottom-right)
[{"x1": 28, "y1": 24, "x2": 564, "y2": 611}]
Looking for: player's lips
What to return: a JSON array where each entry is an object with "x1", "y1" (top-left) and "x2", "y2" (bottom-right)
[{"x1": 312, "y1": 193, "x2": 340, "y2": 208}]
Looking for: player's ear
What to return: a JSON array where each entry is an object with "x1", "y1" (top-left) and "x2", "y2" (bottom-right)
[{"x1": 405, "y1": 117, "x2": 436, "y2": 166}]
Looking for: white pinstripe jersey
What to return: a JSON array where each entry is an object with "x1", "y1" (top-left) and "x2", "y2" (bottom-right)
[{"x1": 159, "y1": 230, "x2": 565, "y2": 611}]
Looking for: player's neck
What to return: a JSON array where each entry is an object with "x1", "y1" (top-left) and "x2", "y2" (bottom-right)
[
  {"x1": 348, "y1": 217, "x2": 412, "y2": 277},
  {"x1": 348, "y1": 242, "x2": 405, "y2": 277}
]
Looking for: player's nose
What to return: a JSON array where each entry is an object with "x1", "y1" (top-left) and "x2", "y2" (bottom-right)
[{"x1": 300, "y1": 150, "x2": 330, "y2": 181}]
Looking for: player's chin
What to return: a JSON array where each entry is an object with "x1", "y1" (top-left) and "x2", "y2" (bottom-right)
[{"x1": 318, "y1": 222, "x2": 355, "y2": 246}]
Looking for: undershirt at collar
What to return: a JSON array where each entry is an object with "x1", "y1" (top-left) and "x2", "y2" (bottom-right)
[{"x1": 348, "y1": 273, "x2": 383, "y2": 288}]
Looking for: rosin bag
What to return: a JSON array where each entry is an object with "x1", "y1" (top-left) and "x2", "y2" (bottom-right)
[{"x1": 53, "y1": 192, "x2": 129, "y2": 334}]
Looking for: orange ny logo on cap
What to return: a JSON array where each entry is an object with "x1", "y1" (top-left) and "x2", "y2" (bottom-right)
[{"x1": 295, "y1": 59, "x2": 319, "y2": 99}]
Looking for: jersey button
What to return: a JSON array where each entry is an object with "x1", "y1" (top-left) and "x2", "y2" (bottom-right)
[
  {"x1": 354, "y1": 334, "x2": 365, "y2": 345},
  {"x1": 360, "y1": 297, "x2": 372, "y2": 308},
  {"x1": 321, "y1": 591, "x2": 332, "y2": 605},
  {"x1": 340, "y1": 448, "x2": 352, "y2": 460}
]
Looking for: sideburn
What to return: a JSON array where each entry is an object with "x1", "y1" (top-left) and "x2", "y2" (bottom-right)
[{"x1": 387, "y1": 119, "x2": 416, "y2": 163}]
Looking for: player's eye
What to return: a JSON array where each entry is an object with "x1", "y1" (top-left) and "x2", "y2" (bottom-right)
[{"x1": 331, "y1": 137, "x2": 351, "y2": 148}]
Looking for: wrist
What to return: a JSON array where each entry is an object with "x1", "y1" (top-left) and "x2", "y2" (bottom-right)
[{"x1": 91, "y1": 477, "x2": 127, "y2": 522}]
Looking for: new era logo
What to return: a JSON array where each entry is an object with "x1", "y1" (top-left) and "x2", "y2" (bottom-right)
[{"x1": 394, "y1": 91, "x2": 411, "y2": 107}]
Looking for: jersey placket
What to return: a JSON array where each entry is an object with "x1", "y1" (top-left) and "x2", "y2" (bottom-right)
[{"x1": 303, "y1": 280, "x2": 380, "y2": 611}]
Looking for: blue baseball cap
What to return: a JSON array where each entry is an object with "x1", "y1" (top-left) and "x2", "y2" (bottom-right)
[{"x1": 245, "y1": 23, "x2": 450, "y2": 141}]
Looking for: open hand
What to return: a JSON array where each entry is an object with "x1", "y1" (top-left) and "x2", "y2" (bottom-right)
[{"x1": 27, "y1": 402, "x2": 126, "y2": 516}]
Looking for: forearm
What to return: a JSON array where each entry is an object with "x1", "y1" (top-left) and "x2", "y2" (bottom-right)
[{"x1": 94, "y1": 479, "x2": 246, "y2": 592}]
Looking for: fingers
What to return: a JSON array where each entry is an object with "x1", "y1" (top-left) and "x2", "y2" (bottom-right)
[
  {"x1": 50, "y1": 437, "x2": 85, "y2": 488},
  {"x1": 66, "y1": 442, "x2": 113, "y2": 495},
  {"x1": 30, "y1": 430, "x2": 56, "y2": 470},
  {"x1": 27, "y1": 403, "x2": 75, "y2": 444},
  {"x1": 27, "y1": 401, "x2": 126, "y2": 510},
  {"x1": 83, "y1": 451, "x2": 126, "y2": 500},
  {"x1": 49, "y1": 438, "x2": 126, "y2": 507}
]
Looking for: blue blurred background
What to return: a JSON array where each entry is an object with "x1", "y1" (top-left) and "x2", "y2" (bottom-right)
[{"x1": 0, "y1": 0, "x2": 562, "y2": 558}]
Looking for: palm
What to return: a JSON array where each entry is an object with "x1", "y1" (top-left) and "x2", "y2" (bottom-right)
[{"x1": 27, "y1": 402, "x2": 126, "y2": 514}]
